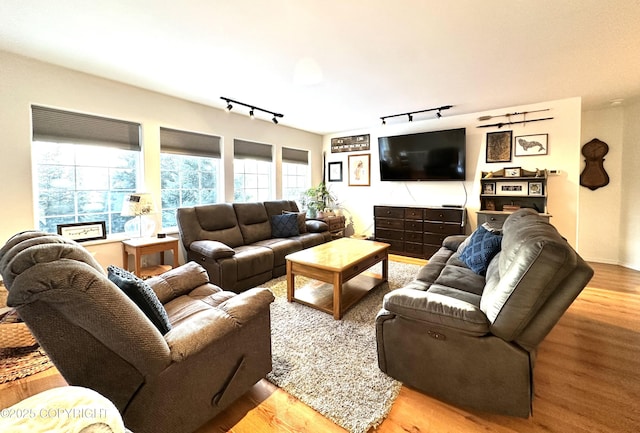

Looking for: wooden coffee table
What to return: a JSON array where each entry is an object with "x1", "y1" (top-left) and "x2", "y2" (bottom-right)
[{"x1": 285, "y1": 237, "x2": 390, "y2": 319}]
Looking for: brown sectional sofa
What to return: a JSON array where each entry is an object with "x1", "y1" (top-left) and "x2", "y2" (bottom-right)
[{"x1": 177, "y1": 200, "x2": 332, "y2": 292}]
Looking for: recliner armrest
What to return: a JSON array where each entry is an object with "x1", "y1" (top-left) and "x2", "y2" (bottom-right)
[
  {"x1": 164, "y1": 288, "x2": 274, "y2": 361},
  {"x1": 442, "y1": 235, "x2": 468, "y2": 251},
  {"x1": 382, "y1": 286, "x2": 490, "y2": 336},
  {"x1": 189, "y1": 240, "x2": 236, "y2": 259},
  {"x1": 305, "y1": 220, "x2": 329, "y2": 233}
]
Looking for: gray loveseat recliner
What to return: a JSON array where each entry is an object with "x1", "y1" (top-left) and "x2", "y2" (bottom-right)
[
  {"x1": 177, "y1": 200, "x2": 332, "y2": 293},
  {"x1": 376, "y1": 208, "x2": 594, "y2": 417},
  {"x1": 0, "y1": 231, "x2": 275, "y2": 433}
]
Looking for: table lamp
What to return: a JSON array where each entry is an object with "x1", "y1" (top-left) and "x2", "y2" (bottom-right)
[{"x1": 121, "y1": 193, "x2": 157, "y2": 238}]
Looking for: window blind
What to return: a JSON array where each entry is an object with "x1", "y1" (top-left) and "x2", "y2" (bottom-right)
[
  {"x1": 32, "y1": 105, "x2": 140, "y2": 151},
  {"x1": 282, "y1": 147, "x2": 308, "y2": 164},
  {"x1": 160, "y1": 127, "x2": 221, "y2": 158},
  {"x1": 234, "y1": 139, "x2": 273, "y2": 162}
]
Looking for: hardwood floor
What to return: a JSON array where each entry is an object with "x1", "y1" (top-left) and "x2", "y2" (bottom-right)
[{"x1": 2, "y1": 260, "x2": 639, "y2": 432}]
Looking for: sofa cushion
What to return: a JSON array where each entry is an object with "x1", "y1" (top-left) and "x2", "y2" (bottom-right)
[
  {"x1": 107, "y1": 265, "x2": 172, "y2": 334},
  {"x1": 283, "y1": 211, "x2": 307, "y2": 234},
  {"x1": 459, "y1": 225, "x2": 502, "y2": 276},
  {"x1": 234, "y1": 202, "x2": 272, "y2": 244},
  {"x1": 271, "y1": 213, "x2": 300, "y2": 238}
]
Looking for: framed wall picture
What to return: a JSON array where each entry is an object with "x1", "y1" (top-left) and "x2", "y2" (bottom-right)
[
  {"x1": 515, "y1": 134, "x2": 548, "y2": 156},
  {"x1": 57, "y1": 221, "x2": 107, "y2": 242},
  {"x1": 486, "y1": 130, "x2": 513, "y2": 163},
  {"x1": 348, "y1": 153, "x2": 371, "y2": 186},
  {"x1": 327, "y1": 161, "x2": 343, "y2": 182}
]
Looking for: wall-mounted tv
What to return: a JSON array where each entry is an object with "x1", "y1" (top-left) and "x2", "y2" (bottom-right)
[{"x1": 378, "y1": 128, "x2": 466, "y2": 181}]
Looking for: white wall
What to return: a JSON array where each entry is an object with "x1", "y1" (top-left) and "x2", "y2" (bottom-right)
[
  {"x1": 0, "y1": 51, "x2": 323, "y2": 269},
  {"x1": 579, "y1": 107, "x2": 624, "y2": 264},
  {"x1": 620, "y1": 100, "x2": 640, "y2": 270},
  {"x1": 323, "y1": 98, "x2": 583, "y2": 248}
]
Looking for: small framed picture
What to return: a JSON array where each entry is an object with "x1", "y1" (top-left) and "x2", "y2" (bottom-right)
[
  {"x1": 485, "y1": 199, "x2": 496, "y2": 210},
  {"x1": 504, "y1": 167, "x2": 522, "y2": 178},
  {"x1": 486, "y1": 130, "x2": 513, "y2": 163},
  {"x1": 529, "y1": 181, "x2": 544, "y2": 196},
  {"x1": 496, "y1": 181, "x2": 528, "y2": 196},
  {"x1": 57, "y1": 221, "x2": 107, "y2": 242},
  {"x1": 327, "y1": 161, "x2": 343, "y2": 182},
  {"x1": 515, "y1": 134, "x2": 548, "y2": 156},
  {"x1": 348, "y1": 153, "x2": 371, "y2": 186},
  {"x1": 482, "y1": 182, "x2": 496, "y2": 195}
]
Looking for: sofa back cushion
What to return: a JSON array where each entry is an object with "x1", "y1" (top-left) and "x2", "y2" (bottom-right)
[
  {"x1": 177, "y1": 204, "x2": 244, "y2": 248},
  {"x1": 233, "y1": 202, "x2": 272, "y2": 244},
  {"x1": 481, "y1": 209, "x2": 578, "y2": 341}
]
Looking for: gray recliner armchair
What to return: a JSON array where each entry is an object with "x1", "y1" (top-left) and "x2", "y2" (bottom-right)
[
  {"x1": 0, "y1": 231, "x2": 274, "y2": 433},
  {"x1": 376, "y1": 209, "x2": 594, "y2": 416}
]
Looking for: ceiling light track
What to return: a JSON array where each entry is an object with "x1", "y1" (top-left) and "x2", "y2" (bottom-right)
[
  {"x1": 220, "y1": 97, "x2": 284, "y2": 124},
  {"x1": 380, "y1": 105, "x2": 453, "y2": 125}
]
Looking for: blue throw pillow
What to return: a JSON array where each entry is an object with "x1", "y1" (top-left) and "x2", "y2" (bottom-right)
[
  {"x1": 107, "y1": 265, "x2": 172, "y2": 334},
  {"x1": 459, "y1": 225, "x2": 503, "y2": 276},
  {"x1": 271, "y1": 213, "x2": 300, "y2": 238}
]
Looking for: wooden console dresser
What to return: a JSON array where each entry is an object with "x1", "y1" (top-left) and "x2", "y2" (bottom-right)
[{"x1": 374, "y1": 205, "x2": 466, "y2": 259}]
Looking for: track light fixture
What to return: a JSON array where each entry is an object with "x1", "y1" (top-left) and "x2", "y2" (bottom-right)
[
  {"x1": 380, "y1": 105, "x2": 453, "y2": 125},
  {"x1": 220, "y1": 97, "x2": 283, "y2": 124}
]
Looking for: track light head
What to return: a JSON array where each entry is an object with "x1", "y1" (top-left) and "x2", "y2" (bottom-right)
[
  {"x1": 225, "y1": 103, "x2": 233, "y2": 112},
  {"x1": 408, "y1": 114, "x2": 413, "y2": 122},
  {"x1": 381, "y1": 118, "x2": 386, "y2": 126},
  {"x1": 436, "y1": 111, "x2": 442, "y2": 118},
  {"x1": 249, "y1": 108, "x2": 255, "y2": 119},
  {"x1": 272, "y1": 116, "x2": 278, "y2": 124}
]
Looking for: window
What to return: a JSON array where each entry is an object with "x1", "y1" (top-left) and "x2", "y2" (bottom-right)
[
  {"x1": 160, "y1": 128, "x2": 221, "y2": 228},
  {"x1": 31, "y1": 106, "x2": 141, "y2": 235},
  {"x1": 282, "y1": 147, "x2": 310, "y2": 202},
  {"x1": 233, "y1": 139, "x2": 273, "y2": 202}
]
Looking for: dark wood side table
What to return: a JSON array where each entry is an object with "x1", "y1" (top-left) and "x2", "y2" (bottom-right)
[
  {"x1": 121, "y1": 237, "x2": 180, "y2": 279},
  {"x1": 307, "y1": 215, "x2": 346, "y2": 239}
]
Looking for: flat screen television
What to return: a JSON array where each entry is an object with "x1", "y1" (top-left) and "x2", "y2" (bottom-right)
[{"x1": 378, "y1": 128, "x2": 466, "y2": 181}]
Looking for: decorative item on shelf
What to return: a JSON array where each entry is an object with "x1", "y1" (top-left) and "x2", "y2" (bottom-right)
[
  {"x1": 503, "y1": 204, "x2": 522, "y2": 212},
  {"x1": 504, "y1": 167, "x2": 522, "y2": 177},
  {"x1": 121, "y1": 193, "x2": 157, "y2": 238}
]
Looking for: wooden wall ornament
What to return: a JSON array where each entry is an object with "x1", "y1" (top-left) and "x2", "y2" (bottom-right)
[{"x1": 580, "y1": 138, "x2": 610, "y2": 190}]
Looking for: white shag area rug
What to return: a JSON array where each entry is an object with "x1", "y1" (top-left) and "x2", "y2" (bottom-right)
[{"x1": 263, "y1": 260, "x2": 421, "y2": 433}]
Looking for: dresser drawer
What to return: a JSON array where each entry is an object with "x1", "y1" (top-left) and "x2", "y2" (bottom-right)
[
  {"x1": 404, "y1": 220, "x2": 423, "y2": 232},
  {"x1": 404, "y1": 208, "x2": 424, "y2": 220},
  {"x1": 424, "y1": 233, "x2": 447, "y2": 246},
  {"x1": 375, "y1": 228, "x2": 403, "y2": 241},
  {"x1": 374, "y1": 206, "x2": 404, "y2": 219},
  {"x1": 477, "y1": 212, "x2": 508, "y2": 229},
  {"x1": 404, "y1": 231, "x2": 423, "y2": 243},
  {"x1": 425, "y1": 208, "x2": 463, "y2": 223},
  {"x1": 375, "y1": 218, "x2": 404, "y2": 230},
  {"x1": 424, "y1": 222, "x2": 463, "y2": 235},
  {"x1": 405, "y1": 242, "x2": 424, "y2": 256}
]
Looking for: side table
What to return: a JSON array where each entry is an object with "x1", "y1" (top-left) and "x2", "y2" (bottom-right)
[{"x1": 121, "y1": 237, "x2": 180, "y2": 279}]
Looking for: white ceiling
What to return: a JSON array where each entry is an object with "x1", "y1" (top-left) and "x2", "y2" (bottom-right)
[{"x1": 1, "y1": 0, "x2": 639, "y2": 135}]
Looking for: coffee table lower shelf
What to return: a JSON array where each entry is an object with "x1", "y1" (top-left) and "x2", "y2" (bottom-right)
[{"x1": 289, "y1": 272, "x2": 385, "y2": 318}]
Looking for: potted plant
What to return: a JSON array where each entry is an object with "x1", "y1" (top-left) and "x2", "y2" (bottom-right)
[{"x1": 301, "y1": 183, "x2": 337, "y2": 219}]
